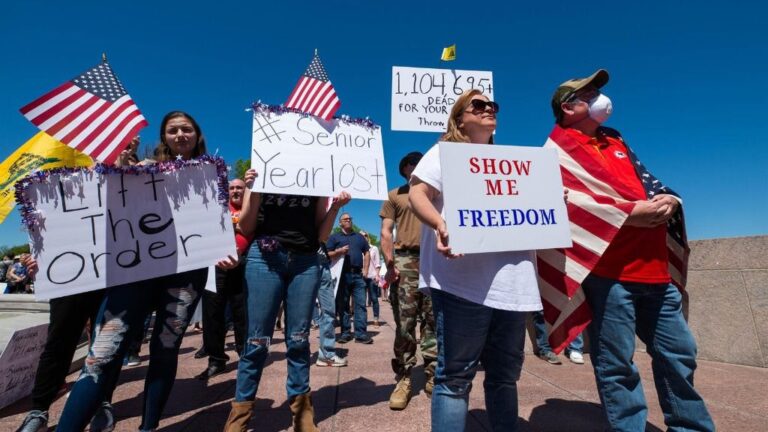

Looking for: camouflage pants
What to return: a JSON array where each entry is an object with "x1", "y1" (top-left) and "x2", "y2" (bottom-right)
[{"x1": 390, "y1": 252, "x2": 437, "y2": 378}]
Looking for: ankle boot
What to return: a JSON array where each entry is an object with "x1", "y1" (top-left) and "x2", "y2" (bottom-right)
[
  {"x1": 289, "y1": 393, "x2": 319, "y2": 432},
  {"x1": 223, "y1": 400, "x2": 254, "y2": 432}
]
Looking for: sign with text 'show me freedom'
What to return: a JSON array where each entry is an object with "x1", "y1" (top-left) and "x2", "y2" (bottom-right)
[
  {"x1": 19, "y1": 159, "x2": 236, "y2": 299},
  {"x1": 391, "y1": 66, "x2": 493, "y2": 132},
  {"x1": 439, "y1": 142, "x2": 572, "y2": 254},
  {"x1": 250, "y1": 104, "x2": 388, "y2": 200}
]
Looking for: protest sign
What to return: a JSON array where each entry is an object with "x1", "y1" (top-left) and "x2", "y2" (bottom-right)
[
  {"x1": 391, "y1": 66, "x2": 494, "y2": 132},
  {"x1": 17, "y1": 157, "x2": 236, "y2": 299},
  {"x1": 250, "y1": 103, "x2": 388, "y2": 200},
  {"x1": 439, "y1": 142, "x2": 572, "y2": 254},
  {"x1": 0, "y1": 324, "x2": 48, "y2": 409},
  {"x1": 330, "y1": 256, "x2": 343, "y2": 297}
]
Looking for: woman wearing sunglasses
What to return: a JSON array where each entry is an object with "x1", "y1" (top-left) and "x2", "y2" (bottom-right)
[{"x1": 409, "y1": 90, "x2": 542, "y2": 432}]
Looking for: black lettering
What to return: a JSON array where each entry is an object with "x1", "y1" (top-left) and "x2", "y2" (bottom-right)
[
  {"x1": 144, "y1": 174, "x2": 165, "y2": 201},
  {"x1": 253, "y1": 149, "x2": 281, "y2": 189},
  {"x1": 139, "y1": 213, "x2": 174, "y2": 234},
  {"x1": 90, "y1": 252, "x2": 110, "y2": 278},
  {"x1": 81, "y1": 213, "x2": 104, "y2": 245},
  {"x1": 118, "y1": 174, "x2": 128, "y2": 207},
  {"x1": 149, "y1": 241, "x2": 176, "y2": 259},
  {"x1": 108, "y1": 209, "x2": 134, "y2": 241},
  {"x1": 179, "y1": 233, "x2": 202, "y2": 257},
  {"x1": 58, "y1": 181, "x2": 87, "y2": 213},
  {"x1": 47, "y1": 251, "x2": 85, "y2": 284},
  {"x1": 116, "y1": 240, "x2": 141, "y2": 268},
  {"x1": 354, "y1": 166, "x2": 372, "y2": 192}
]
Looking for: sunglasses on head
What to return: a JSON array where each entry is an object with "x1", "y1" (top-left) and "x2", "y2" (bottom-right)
[{"x1": 466, "y1": 99, "x2": 500, "y2": 114}]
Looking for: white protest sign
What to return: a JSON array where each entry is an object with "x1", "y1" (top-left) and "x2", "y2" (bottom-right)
[
  {"x1": 250, "y1": 105, "x2": 388, "y2": 200},
  {"x1": 439, "y1": 142, "x2": 572, "y2": 254},
  {"x1": 21, "y1": 160, "x2": 236, "y2": 299},
  {"x1": 391, "y1": 66, "x2": 494, "y2": 132},
  {"x1": 330, "y1": 256, "x2": 343, "y2": 297},
  {"x1": 0, "y1": 324, "x2": 48, "y2": 409}
]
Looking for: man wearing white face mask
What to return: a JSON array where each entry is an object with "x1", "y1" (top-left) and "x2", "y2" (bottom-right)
[{"x1": 540, "y1": 70, "x2": 715, "y2": 431}]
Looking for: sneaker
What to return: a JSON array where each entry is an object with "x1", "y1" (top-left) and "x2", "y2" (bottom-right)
[
  {"x1": 89, "y1": 402, "x2": 115, "y2": 432},
  {"x1": 354, "y1": 336, "x2": 373, "y2": 344},
  {"x1": 337, "y1": 334, "x2": 353, "y2": 344},
  {"x1": 16, "y1": 410, "x2": 48, "y2": 432},
  {"x1": 538, "y1": 351, "x2": 562, "y2": 365},
  {"x1": 126, "y1": 354, "x2": 141, "y2": 367},
  {"x1": 568, "y1": 351, "x2": 585, "y2": 364},
  {"x1": 389, "y1": 376, "x2": 412, "y2": 410},
  {"x1": 373, "y1": 318, "x2": 380, "y2": 328},
  {"x1": 315, "y1": 355, "x2": 348, "y2": 367}
]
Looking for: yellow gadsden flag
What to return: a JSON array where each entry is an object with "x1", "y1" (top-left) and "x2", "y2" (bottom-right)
[
  {"x1": 441, "y1": 44, "x2": 456, "y2": 61},
  {"x1": 0, "y1": 131, "x2": 93, "y2": 223}
]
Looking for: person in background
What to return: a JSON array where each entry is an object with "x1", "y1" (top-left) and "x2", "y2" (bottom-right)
[
  {"x1": 314, "y1": 240, "x2": 348, "y2": 368},
  {"x1": 6, "y1": 254, "x2": 30, "y2": 293},
  {"x1": 531, "y1": 310, "x2": 584, "y2": 365},
  {"x1": 359, "y1": 231, "x2": 381, "y2": 327}
]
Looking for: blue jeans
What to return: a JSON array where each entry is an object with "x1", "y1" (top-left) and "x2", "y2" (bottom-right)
[
  {"x1": 317, "y1": 254, "x2": 338, "y2": 360},
  {"x1": 431, "y1": 289, "x2": 526, "y2": 432},
  {"x1": 337, "y1": 271, "x2": 368, "y2": 339},
  {"x1": 366, "y1": 278, "x2": 380, "y2": 319},
  {"x1": 583, "y1": 275, "x2": 715, "y2": 432},
  {"x1": 57, "y1": 269, "x2": 207, "y2": 431},
  {"x1": 235, "y1": 245, "x2": 320, "y2": 401},
  {"x1": 531, "y1": 310, "x2": 584, "y2": 354}
]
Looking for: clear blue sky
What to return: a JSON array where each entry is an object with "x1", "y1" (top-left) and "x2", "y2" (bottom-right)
[{"x1": 1, "y1": 1, "x2": 766, "y2": 248}]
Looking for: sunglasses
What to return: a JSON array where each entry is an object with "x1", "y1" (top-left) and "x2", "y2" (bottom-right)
[
  {"x1": 564, "y1": 88, "x2": 600, "y2": 104},
  {"x1": 465, "y1": 99, "x2": 500, "y2": 114}
]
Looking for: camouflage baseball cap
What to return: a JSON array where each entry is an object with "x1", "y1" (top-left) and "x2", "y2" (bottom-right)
[{"x1": 551, "y1": 69, "x2": 610, "y2": 122}]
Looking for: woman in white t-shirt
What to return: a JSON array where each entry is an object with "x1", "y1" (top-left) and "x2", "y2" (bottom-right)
[{"x1": 409, "y1": 90, "x2": 542, "y2": 432}]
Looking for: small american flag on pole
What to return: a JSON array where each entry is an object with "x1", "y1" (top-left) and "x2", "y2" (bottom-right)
[
  {"x1": 537, "y1": 124, "x2": 689, "y2": 353},
  {"x1": 285, "y1": 51, "x2": 340, "y2": 121},
  {"x1": 19, "y1": 59, "x2": 148, "y2": 165}
]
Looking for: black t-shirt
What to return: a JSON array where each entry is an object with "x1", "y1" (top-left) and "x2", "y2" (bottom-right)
[{"x1": 254, "y1": 194, "x2": 319, "y2": 253}]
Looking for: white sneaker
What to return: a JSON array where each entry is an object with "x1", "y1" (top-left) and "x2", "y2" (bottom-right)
[
  {"x1": 315, "y1": 355, "x2": 348, "y2": 367},
  {"x1": 568, "y1": 351, "x2": 585, "y2": 364}
]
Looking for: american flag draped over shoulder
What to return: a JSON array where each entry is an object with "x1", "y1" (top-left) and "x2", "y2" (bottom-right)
[
  {"x1": 285, "y1": 52, "x2": 340, "y2": 121},
  {"x1": 19, "y1": 61, "x2": 147, "y2": 165},
  {"x1": 537, "y1": 124, "x2": 690, "y2": 353}
]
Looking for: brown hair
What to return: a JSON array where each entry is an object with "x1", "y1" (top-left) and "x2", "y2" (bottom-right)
[
  {"x1": 155, "y1": 111, "x2": 207, "y2": 162},
  {"x1": 440, "y1": 89, "x2": 494, "y2": 144}
]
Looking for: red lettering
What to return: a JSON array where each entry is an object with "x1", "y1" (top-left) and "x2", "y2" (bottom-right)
[{"x1": 469, "y1": 157, "x2": 480, "y2": 173}]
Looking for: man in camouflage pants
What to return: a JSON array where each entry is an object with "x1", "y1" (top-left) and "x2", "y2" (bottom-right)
[{"x1": 380, "y1": 152, "x2": 437, "y2": 410}]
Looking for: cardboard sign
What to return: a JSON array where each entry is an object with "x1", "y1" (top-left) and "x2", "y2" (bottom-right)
[
  {"x1": 330, "y1": 256, "x2": 343, "y2": 297},
  {"x1": 439, "y1": 142, "x2": 572, "y2": 254},
  {"x1": 0, "y1": 324, "x2": 48, "y2": 409},
  {"x1": 391, "y1": 66, "x2": 494, "y2": 132},
  {"x1": 250, "y1": 106, "x2": 388, "y2": 200},
  {"x1": 22, "y1": 161, "x2": 236, "y2": 299}
]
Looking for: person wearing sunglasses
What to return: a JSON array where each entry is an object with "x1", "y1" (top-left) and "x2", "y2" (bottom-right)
[
  {"x1": 409, "y1": 89, "x2": 542, "y2": 432},
  {"x1": 544, "y1": 69, "x2": 714, "y2": 431}
]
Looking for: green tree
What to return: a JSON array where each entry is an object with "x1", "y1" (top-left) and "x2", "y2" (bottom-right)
[
  {"x1": 0, "y1": 243, "x2": 30, "y2": 257},
  {"x1": 331, "y1": 225, "x2": 379, "y2": 246},
  {"x1": 232, "y1": 158, "x2": 250, "y2": 180}
]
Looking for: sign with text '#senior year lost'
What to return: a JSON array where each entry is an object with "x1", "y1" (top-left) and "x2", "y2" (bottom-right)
[
  {"x1": 17, "y1": 157, "x2": 236, "y2": 299},
  {"x1": 250, "y1": 104, "x2": 388, "y2": 200},
  {"x1": 391, "y1": 66, "x2": 494, "y2": 132},
  {"x1": 439, "y1": 142, "x2": 572, "y2": 254}
]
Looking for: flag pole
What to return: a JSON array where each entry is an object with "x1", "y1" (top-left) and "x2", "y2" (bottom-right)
[{"x1": 102, "y1": 52, "x2": 108, "y2": 63}]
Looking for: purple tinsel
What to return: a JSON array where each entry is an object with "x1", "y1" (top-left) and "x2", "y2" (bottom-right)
[
  {"x1": 15, "y1": 155, "x2": 229, "y2": 230},
  {"x1": 250, "y1": 101, "x2": 380, "y2": 131}
]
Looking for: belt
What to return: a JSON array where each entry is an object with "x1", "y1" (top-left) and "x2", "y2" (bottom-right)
[
  {"x1": 395, "y1": 248, "x2": 419, "y2": 255},
  {"x1": 348, "y1": 267, "x2": 363, "y2": 274}
]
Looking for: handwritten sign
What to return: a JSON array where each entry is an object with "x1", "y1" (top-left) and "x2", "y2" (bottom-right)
[
  {"x1": 21, "y1": 161, "x2": 236, "y2": 299},
  {"x1": 0, "y1": 324, "x2": 48, "y2": 409},
  {"x1": 391, "y1": 66, "x2": 494, "y2": 132},
  {"x1": 250, "y1": 105, "x2": 388, "y2": 200},
  {"x1": 439, "y1": 142, "x2": 572, "y2": 254}
]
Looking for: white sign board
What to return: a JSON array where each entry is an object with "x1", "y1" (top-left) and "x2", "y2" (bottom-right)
[
  {"x1": 439, "y1": 142, "x2": 572, "y2": 254},
  {"x1": 0, "y1": 324, "x2": 48, "y2": 409},
  {"x1": 391, "y1": 66, "x2": 494, "y2": 132},
  {"x1": 23, "y1": 162, "x2": 236, "y2": 299},
  {"x1": 250, "y1": 106, "x2": 388, "y2": 200},
  {"x1": 330, "y1": 256, "x2": 343, "y2": 297}
]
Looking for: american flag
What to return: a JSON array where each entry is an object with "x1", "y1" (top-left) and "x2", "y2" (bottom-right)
[
  {"x1": 537, "y1": 124, "x2": 690, "y2": 353},
  {"x1": 285, "y1": 52, "x2": 340, "y2": 121},
  {"x1": 19, "y1": 61, "x2": 148, "y2": 165}
]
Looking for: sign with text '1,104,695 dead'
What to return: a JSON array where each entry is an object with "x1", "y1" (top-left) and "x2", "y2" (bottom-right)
[
  {"x1": 18, "y1": 158, "x2": 236, "y2": 300},
  {"x1": 250, "y1": 104, "x2": 388, "y2": 200},
  {"x1": 439, "y1": 142, "x2": 572, "y2": 254},
  {"x1": 391, "y1": 66, "x2": 494, "y2": 132}
]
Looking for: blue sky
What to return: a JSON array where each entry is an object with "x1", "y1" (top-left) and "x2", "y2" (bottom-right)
[{"x1": 1, "y1": 1, "x2": 766, "y2": 248}]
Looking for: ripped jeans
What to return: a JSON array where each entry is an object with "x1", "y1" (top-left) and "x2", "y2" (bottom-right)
[
  {"x1": 235, "y1": 245, "x2": 320, "y2": 401},
  {"x1": 56, "y1": 268, "x2": 207, "y2": 432}
]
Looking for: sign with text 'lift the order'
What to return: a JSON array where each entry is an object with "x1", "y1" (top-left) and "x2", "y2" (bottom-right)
[
  {"x1": 439, "y1": 142, "x2": 572, "y2": 254},
  {"x1": 391, "y1": 66, "x2": 494, "y2": 132},
  {"x1": 250, "y1": 104, "x2": 388, "y2": 200},
  {"x1": 20, "y1": 160, "x2": 236, "y2": 299}
]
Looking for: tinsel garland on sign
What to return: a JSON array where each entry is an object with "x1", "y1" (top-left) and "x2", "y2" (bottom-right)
[
  {"x1": 14, "y1": 155, "x2": 229, "y2": 230},
  {"x1": 250, "y1": 101, "x2": 380, "y2": 130}
]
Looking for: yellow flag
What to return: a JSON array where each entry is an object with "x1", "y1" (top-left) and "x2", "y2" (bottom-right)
[
  {"x1": 441, "y1": 44, "x2": 456, "y2": 61},
  {"x1": 0, "y1": 132, "x2": 93, "y2": 223}
]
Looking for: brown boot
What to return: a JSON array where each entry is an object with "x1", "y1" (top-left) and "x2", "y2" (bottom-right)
[
  {"x1": 389, "y1": 375, "x2": 412, "y2": 410},
  {"x1": 223, "y1": 400, "x2": 254, "y2": 432},
  {"x1": 425, "y1": 375, "x2": 434, "y2": 397},
  {"x1": 289, "y1": 393, "x2": 319, "y2": 432}
]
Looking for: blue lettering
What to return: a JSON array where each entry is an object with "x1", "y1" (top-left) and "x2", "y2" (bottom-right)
[
  {"x1": 526, "y1": 209, "x2": 540, "y2": 225},
  {"x1": 540, "y1": 208, "x2": 556, "y2": 225},
  {"x1": 458, "y1": 209, "x2": 469, "y2": 227}
]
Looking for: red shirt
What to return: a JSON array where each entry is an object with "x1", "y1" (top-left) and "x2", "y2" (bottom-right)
[
  {"x1": 567, "y1": 128, "x2": 670, "y2": 284},
  {"x1": 230, "y1": 203, "x2": 253, "y2": 256}
]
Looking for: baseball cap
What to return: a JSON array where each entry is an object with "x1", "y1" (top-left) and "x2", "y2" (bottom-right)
[
  {"x1": 551, "y1": 69, "x2": 610, "y2": 122},
  {"x1": 399, "y1": 152, "x2": 423, "y2": 178}
]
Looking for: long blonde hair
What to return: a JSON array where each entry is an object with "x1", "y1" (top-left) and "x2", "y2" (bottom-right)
[{"x1": 440, "y1": 89, "x2": 494, "y2": 144}]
